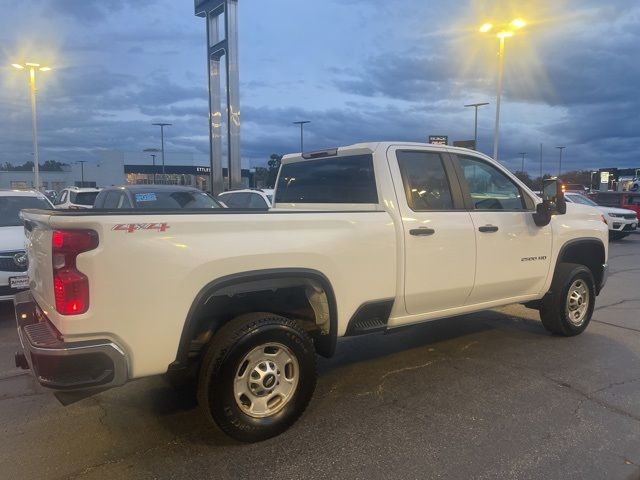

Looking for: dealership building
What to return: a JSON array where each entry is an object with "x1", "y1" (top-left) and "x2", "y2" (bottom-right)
[{"x1": 0, "y1": 151, "x2": 255, "y2": 191}]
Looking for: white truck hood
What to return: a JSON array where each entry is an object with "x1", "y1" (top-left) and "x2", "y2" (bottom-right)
[
  {"x1": 0, "y1": 226, "x2": 25, "y2": 252},
  {"x1": 598, "y1": 206, "x2": 637, "y2": 216}
]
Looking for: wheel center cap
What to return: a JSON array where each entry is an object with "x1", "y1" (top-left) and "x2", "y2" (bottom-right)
[{"x1": 263, "y1": 374, "x2": 276, "y2": 389}]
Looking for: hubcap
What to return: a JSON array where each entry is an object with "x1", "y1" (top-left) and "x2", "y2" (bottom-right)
[
  {"x1": 233, "y1": 343, "x2": 299, "y2": 418},
  {"x1": 565, "y1": 279, "x2": 590, "y2": 326}
]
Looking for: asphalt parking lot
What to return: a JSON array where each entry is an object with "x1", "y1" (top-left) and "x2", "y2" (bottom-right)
[{"x1": 1, "y1": 236, "x2": 639, "y2": 480}]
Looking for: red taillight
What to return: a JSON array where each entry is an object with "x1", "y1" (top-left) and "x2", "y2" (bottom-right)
[{"x1": 52, "y1": 229, "x2": 98, "y2": 315}]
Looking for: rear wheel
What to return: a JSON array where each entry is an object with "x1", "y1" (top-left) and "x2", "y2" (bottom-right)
[
  {"x1": 540, "y1": 263, "x2": 595, "y2": 336},
  {"x1": 197, "y1": 312, "x2": 317, "y2": 442}
]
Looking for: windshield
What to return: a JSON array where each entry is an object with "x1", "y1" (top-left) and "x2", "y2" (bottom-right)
[
  {"x1": 70, "y1": 191, "x2": 100, "y2": 206},
  {"x1": 567, "y1": 194, "x2": 597, "y2": 206},
  {"x1": 0, "y1": 196, "x2": 52, "y2": 227},
  {"x1": 132, "y1": 190, "x2": 222, "y2": 209}
]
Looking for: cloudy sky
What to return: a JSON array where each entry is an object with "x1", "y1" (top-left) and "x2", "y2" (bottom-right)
[{"x1": 0, "y1": 0, "x2": 638, "y2": 174}]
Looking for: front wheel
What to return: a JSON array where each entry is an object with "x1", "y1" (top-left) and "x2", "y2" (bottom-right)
[
  {"x1": 540, "y1": 263, "x2": 595, "y2": 336},
  {"x1": 197, "y1": 312, "x2": 317, "y2": 443}
]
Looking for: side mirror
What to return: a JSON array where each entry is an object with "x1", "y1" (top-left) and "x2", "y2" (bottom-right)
[{"x1": 534, "y1": 178, "x2": 566, "y2": 226}]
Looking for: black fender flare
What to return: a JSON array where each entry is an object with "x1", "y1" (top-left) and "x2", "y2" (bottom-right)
[
  {"x1": 554, "y1": 238, "x2": 606, "y2": 294},
  {"x1": 170, "y1": 268, "x2": 338, "y2": 369}
]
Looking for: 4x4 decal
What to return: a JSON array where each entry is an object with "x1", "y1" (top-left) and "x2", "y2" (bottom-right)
[{"x1": 112, "y1": 223, "x2": 170, "y2": 233}]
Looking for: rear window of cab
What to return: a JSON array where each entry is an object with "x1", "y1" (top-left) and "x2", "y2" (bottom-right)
[{"x1": 275, "y1": 154, "x2": 378, "y2": 204}]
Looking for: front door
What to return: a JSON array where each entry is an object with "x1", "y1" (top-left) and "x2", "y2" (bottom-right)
[
  {"x1": 453, "y1": 154, "x2": 552, "y2": 304},
  {"x1": 388, "y1": 148, "x2": 477, "y2": 316}
]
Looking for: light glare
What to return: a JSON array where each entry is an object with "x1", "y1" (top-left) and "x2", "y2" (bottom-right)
[
  {"x1": 39, "y1": 67, "x2": 52, "y2": 72},
  {"x1": 497, "y1": 31, "x2": 514, "y2": 38},
  {"x1": 11, "y1": 63, "x2": 24, "y2": 70},
  {"x1": 511, "y1": 18, "x2": 527, "y2": 29},
  {"x1": 479, "y1": 23, "x2": 493, "y2": 33}
]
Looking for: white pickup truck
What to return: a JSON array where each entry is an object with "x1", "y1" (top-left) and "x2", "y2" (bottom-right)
[{"x1": 15, "y1": 142, "x2": 609, "y2": 442}]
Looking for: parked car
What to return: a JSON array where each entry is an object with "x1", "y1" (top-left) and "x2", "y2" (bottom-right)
[
  {"x1": 15, "y1": 142, "x2": 608, "y2": 443},
  {"x1": 565, "y1": 192, "x2": 637, "y2": 240},
  {"x1": 563, "y1": 183, "x2": 589, "y2": 194},
  {"x1": 93, "y1": 185, "x2": 224, "y2": 209},
  {"x1": 591, "y1": 191, "x2": 640, "y2": 218},
  {"x1": 0, "y1": 190, "x2": 53, "y2": 302},
  {"x1": 218, "y1": 188, "x2": 273, "y2": 209},
  {"x1": 54, "y1": 187, "x2": 101, "y2": 210}
]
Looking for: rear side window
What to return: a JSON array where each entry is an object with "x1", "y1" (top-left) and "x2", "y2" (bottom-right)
[
  {"x1": 275, "y1": 155, "x2": 378, "y2": 204},
  {"x1": 397, "y1": 151, "x2": 454, "y2": 211},
  {"x1": 74, "y1": 192, "x2": 100, "y2": 206},
  {"x1": 221, "y1": 192, "x2": 251, "y2": 208}
]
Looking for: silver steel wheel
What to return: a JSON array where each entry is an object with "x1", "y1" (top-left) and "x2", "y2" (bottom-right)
[
  {"x1": 233, "y1": 343, "x2": 299, "y2": 418},
  {"x1": 565, "y1": 279, "x2": 590, "y2": 326}
]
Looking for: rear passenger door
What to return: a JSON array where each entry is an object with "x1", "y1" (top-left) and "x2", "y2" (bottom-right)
[
  {"x1": 388, "y1": 148, "x2": 476, "y2": 316},
  {"x1": 452, "y1": 154, "x2": 552, "y2": 304}
]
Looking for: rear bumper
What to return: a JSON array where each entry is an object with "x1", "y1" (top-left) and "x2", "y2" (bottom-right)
[{"x1": 14, "y1": 291, "x2": 128, "y2": 391}]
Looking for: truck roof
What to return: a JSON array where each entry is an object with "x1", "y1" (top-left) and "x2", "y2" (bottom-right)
[{"x1": 281, "y1": 142, "x2": 489, "y2": 164}]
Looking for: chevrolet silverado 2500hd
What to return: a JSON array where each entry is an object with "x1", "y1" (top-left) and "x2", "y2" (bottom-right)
[{"x1": 14, "y1": 142, "x2": 608, "y2": 442}]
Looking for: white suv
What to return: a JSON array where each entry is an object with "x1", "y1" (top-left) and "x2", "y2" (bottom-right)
[
  {"x1": 565, "y1": 192, "x2": 638, "y2": 240},
  {"x1": 218, "y1": 189, "x2": 273, "y2": 209},
  {"x1": 0, "y1": 190, "x2": 53, "y2": 302},
  {"x1": 54, "y1": 187, "x2": 101, "y2": 210}
]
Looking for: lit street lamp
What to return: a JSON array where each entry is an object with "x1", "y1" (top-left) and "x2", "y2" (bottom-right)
[
  {"x1": 556, "y1": 146, "x2": 566, "y2": 176},
  {"x1": 12, "y1": 62, "x2": 52, "y2": 191},
  {"x1": 464, "y1": 102, "x2": 489, "y2": 150},
  {"x1": 293, "y1": 121, "x2": 310, "y2": 153},
  {"x1": 479, "y1": 18, "x2": 527, "y2": 161},
  {"x1": 152, "y1": 123, "x2": 172, "y2": 180}
]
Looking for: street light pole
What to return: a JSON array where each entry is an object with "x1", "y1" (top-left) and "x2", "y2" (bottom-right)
[
  {"x1": 493, "y1": 34, "x2": 507, "y2": 161},
  {"x1": 464, "y1": 102, "x2": 489, "y2": 150},
  {"x1": 556, "y1": 146, "x2": 566, "y2": 176},
  {"x1": 479, "y1": 19, "x2": 526, "y2": 162},
  {"x1": 152, "y1": 123, "x2": 172, "y2": 181},
  {"x1": 519, "y1": 152, "x2": 527, "y2": 173},
  {"x1": 77, "y1": 160, "x2": 86, "y2": 187},
  {"x1": 12, "y1": 62, "x2": 51, "y2": 191},
  {"x1": 293, "y1": 121, "x2": 310, "y2": 153},
  {"x1": 143, "y1": 148, "x2": 162, "y2": 185}
]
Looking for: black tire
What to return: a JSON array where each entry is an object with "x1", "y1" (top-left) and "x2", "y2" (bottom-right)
[
  {"x1": 540, "y1": 263, "x2": 595, "y2": 336},
  {"x1": 197, "y1": 312, "x2": 317, "y2": 443}
]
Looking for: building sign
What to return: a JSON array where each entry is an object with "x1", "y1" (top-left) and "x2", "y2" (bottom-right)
[
  {"x1": 428, "y1": 135, "x2": 448, "y2": 146},
  {"x1": 600, "y1": 172, "x2": 610, "y2": 184}
]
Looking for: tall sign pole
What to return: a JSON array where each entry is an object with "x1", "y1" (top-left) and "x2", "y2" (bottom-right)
[{"x1": 196, "y1": 0, "x2": 242, "y2": 194}]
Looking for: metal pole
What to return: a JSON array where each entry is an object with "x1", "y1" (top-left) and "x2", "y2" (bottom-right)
[
  {"x1": 519, "y1": 152, "x2": 527, "y2": 173},
  {"x1": 29, "y1": 67, "x2": 40, "y2": 191},
  {"x1": 78, "y1": 161, "x2": 85, "y2": 186},
  {"x1": 464, "y1": 103, "x2": 489, "y2": 151},
  {"x1": 160, "y1": 126, "x2": 165, "y2": 178},
  {"x1": 556, "y1": 146, "x2": 566, "y2": 176},
  {"x1": 151, "y1": 155, "x2": 156, "y2": 184},
  {"x1": 493, "y1": 36, "x2": 505, "y2": 161},
  {"x1": 293, "y1": 121, "x2": 310, "y2": 153},
  {"x1": 539, "y1": 143, "x2": 543, "y2": 190}
]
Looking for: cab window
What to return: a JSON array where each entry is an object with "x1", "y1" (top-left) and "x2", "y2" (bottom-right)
[
  {"x1": 457, "y1": 156, "x2": 527, "y2": 210},
  {"x1": 396, "y1": 150, "x2": 454, "y2": 211}
]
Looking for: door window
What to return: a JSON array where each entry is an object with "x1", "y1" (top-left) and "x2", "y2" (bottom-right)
[
  {"x1": 248, "y1": 194, "x2": 268, "y2": 209},
  {"x1": 397, "y1": 151, "x2": 454, "y2": 211},
  {"x1": 458, "y1": 156, "x2": 526, "y2": 210},
  {"x1": 58, "y1": 191, "x2": 68, "y2": 205},
  {"x1": 103, "y1": 191, "x2": 121, "y2": 209}
]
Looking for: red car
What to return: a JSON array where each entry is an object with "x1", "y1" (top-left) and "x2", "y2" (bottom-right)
[{"x1": 592, "y1": 191, "x2": 640, "y2": 217}]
